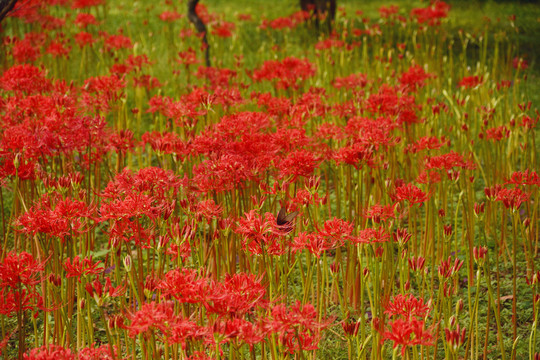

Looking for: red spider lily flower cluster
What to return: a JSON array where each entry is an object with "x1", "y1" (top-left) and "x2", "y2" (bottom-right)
[
  {"x1": 251, "y1": 57, "x2": 316, "y2": 90},
  {"x1": 411, "y1": 1, "x2": 451, "y2": 26},
  {"x1": 376, "y1": 294, "x2": 435, "y2": 356}
]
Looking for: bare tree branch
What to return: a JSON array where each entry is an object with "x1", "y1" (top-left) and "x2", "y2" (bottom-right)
[
  {"x1": 300, "y1": 0, "x2": 336, "y2": 32},
  {"x1": 187, "y1": 0, "x2": 210, "y2": 67},
  {"x1": 0, "y1": 0, "x2": 18, "y2": 25}
]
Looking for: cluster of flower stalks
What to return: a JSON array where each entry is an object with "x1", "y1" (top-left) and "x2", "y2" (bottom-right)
[{"x1": 0, "y1": 0, "x2": 538, "y2": 359}]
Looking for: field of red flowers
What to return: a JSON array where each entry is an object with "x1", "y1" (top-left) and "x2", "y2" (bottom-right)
[{"x1": 0, "y1": 0, "x2": 538, "y2": 359}]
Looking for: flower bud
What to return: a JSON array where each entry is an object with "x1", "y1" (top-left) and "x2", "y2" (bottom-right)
[{"x1": 123, "y1": 255, "x2": 132, "y2": 272}]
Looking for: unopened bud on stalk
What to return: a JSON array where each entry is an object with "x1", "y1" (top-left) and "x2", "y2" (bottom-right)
[
  {"x1": 80, "y1": 298, "x2": 85, "y2": 310},
  {"x1": 363, "y1": 267, "x2": 370, "y2": 278},
  {"x1": 48, "y1": 274, "x2": 61, "y2": 287},
  {"x1": 474, "y1": 202, "x2": 485, "y2": 217},
  {"x1": 443, "y1": 224, "x2": 453, "y2": 237},
  {"x1": 329, "y1": 262, "x2": 340, "y2": 273},
  {"x1": 456, "y1": 298, "x2": 464, "y2": 313},
  {"x1": 123, "y1": 255, "x2": 132, "y2": 272},
  {"x1": 473, "y1": 246, "x2": 488, "y2": 264},
  {"x1": 307, "y1": 176, "x2": 320, "y2": 190}
]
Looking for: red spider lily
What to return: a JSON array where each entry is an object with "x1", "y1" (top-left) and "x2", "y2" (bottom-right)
[
  {"x1": 399, "y1": 65, "x2": 435, "y2": 92},
  {"x1": 505, "y1": 170, "x2": 540, "y2": 187},
  {"x1": 23, "y1": 344, "x2": 75, "y2": 360},
  {"x1": 211, "y1": 318, "x2": 268, "y2": 348},
  {"x1": 204, "y1": 273, "x2": 267, "y2": 317},
  {"x1": 410, "y1": 1, "x2": 450, "y2": 26},
  {"x1": 16, "y1": 194, "x2": 95, "y2": 239},
  {"x1": 393, "y1": 183, "x2": 430, "y2": 206},
  {"x1": 194, "y1": 199, "x2": 223, "y2": 222},
  {"x1": 344, "y1": 116, "x2": 400, "y2": 148},
  {"x1": 259, "y1": 11, "x2": 310, "y2": 30},
  {"x1": 167, "y1": 317, "x2": 208, "y2": 348},
  {"x1": 106, "y1": 218, "x2": 156, "y2": 248},
  {"x1": 108, "y1": 129, "x2": 137, "y2": 154},
  {"x1": 237, "y1": 13, "x2": 253, "y2": 21},
  {"x1": 158, "y1": 268, "x2": 209, "y2": 304},
  {"x1": 384, "y1": 294, "x2": 431, "y2": 320},
  {"x1": 484, "y1": 125, "x2": 510, "y2": 142},
  {"x1": 46, "y1": 39, "x2": 71, "y2": 58},
  {"x1": 177, "y1": 48, "x2": 201, "y2": 66},
  {"x1": 74, "y1": 13, "x2": 98, "y2": 28},
  {"x1": 445, "y1": 323, "x2": 467, "y2": 351},
  {"x1": 513, "y1": 57, "x2": 528, "y2": 71},
  {"x1": 495, "y1": 187, "x2": 530, "y2": 211},
  {"x1": 126, "y1": 300, "x2": 209, "y2": 348},
  {"x1": 405, "y1": 135, "x2": 448, "y2": 153},
  {"x1": 341, "y1": 317, "x2": 361, "y2": 336},
  {"x1": 77, "y1": 343, "x2": 119, "y2": 360},
  {"x1": 211, "y1": 21, "x2": 236, "y2": 38},
  {"x1": 473, "y1": 246, "x2": 488, "y2": 264},
  {"x1": 366, "y1": 85, "x2": 421, "y2": 125},
  {"x1": 271, "y1": 301, "x2": 332, "y2": 354},
  {"x1": 193, "y1": 154, "x2": 252, "y2": 193},
  {"x1": 72, "y1": 0, "x2": 105, "y2": 9},
  {"x1": 82, "y1": 74, "x2": 126, "y2": 113},
  {"x1": 438, "y1": 256, "x2": 464, "y2": 278},
  {"x1": 350, "y1": 227, "x2": 391, "y2": 245},
  {"x1": 484, "y1": 184, "x2": 504, "y2": 200},
  {"x1": 100, "y1": 167, "x2": 181, "y2": 209},
  {"x1": 277, "y1": 149, "x2": 321, "y2": 180},
  {"x1": 315, "y1": 38, "x2": 345, "y2": 51},
  {"x1": 379, "y1": 5, "x2": 399, "y2": 19},
  {"x1": 142, "y1": 131, "x2": 187, "y2": 155},
  {"x1": 251, "y1": 57, "x2": 316, "y2": 90},
  {"x1": 318, "y1": 218, "x2": 354, "y2": 242},
  {"x1": 0, "y1": 251, "x2": 46, "y2": 289},
  {"x1": 0, "y1": 288, "x2": 36, "y2": 315},
  {"x1": 195, "y1": 66, "x2": 237, "y2": 89},
  {"x1": 459, "y1": 75, "x2": 483, "y2": 89},
  {"x1": 74, "y1": 32, "x2": 96, "y2": 48},
  {"x1": 159, "y1": 10, "x2": 183, "y2": 22},
  {"x1": 519, "y1": 114, "x2": 539, "y2": 130},
  {"x1": 364, "y1": 203, "x2": 397, "y2": 223},
  {"x1": 0, "y1": 64, "x2": 52, "y2": 95},
  {"x1": 188, "y1": 352, "x2": 215, "y2": 360},
  {"x1": 393, "y1": 227, "x2": 412, "y2": 246},
  {"x1": 332, "y1": 72, "x2": 368, "y2": 89},
  {"x1": 290, "y1": 188, "x2": 325, "y2": 207},
  {"x1": 408, "y1": 256, "x2": 426, "y2": 272},
  {"x1": 126, "y1": 301, "x2": 175, "y2": 337},
  {"x1": 383, "y1": 318, "x2": 434, "y2": 356},
  {"x1": 63, "y1": 256, "x2": 104, "y2": 280},
  {"x1": 10, "y1": 33, "x2": 45, "y2": 63},
  {"x1": 101, "y1": 32, "x2": 133, "y2": 52},
  {"x1": 333, "y1": 143, "x2": 376, "y2": 170},
  {"x1": 291, "y1": 231, "x2": 330, "y2": 257},
  {"x1": 252, "y1": 92, "x2": 292, "y2": 117},
  {"x1": 424, "y1": 151, "x2": 476, "y2": 171},
  {"x1": 315, "y1": 122, "x2": 345, "y2": 141},
  {"x1": 235, "y1": 210, "x2": 292, "y2": 255}
]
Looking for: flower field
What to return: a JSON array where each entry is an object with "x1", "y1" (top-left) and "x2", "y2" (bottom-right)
[{"x1": 0, "y1": 0, "x2": 538, "y2": 359}]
